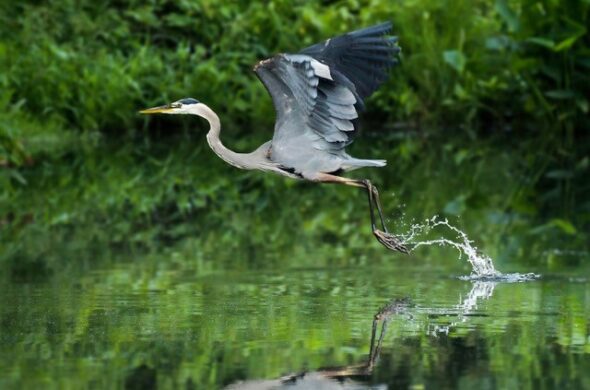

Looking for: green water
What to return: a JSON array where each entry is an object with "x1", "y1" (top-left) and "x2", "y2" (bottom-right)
[
  {"x1": 1, "y1": 138, "x2": 589, "y2": 389},
  {"x1": 1, "y1": 244, "x2": 588, "y2": 389}
]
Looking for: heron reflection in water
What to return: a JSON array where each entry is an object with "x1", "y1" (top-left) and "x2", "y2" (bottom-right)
[
  {"x1": 140, "y1": 23, "x2": 408, "y2": 253},
  {"x1": 225, "y1": 298, "x2": 412, "y2": 390},
  {"x1": 224, "y1": 282, "x2": 498, "y2": 389}
]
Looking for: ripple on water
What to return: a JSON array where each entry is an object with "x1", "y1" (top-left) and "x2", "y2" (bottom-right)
[{"x1": 458, "y1": 272, "x2": 541, "y2": 282}]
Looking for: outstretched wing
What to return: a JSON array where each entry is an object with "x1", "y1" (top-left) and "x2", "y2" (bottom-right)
[
  {"x1": 254, "y1": 22, "x2": 400, "y2": 170},
  {"x1": 299, "y1": 22, "x2": 400, "y2": 104}
]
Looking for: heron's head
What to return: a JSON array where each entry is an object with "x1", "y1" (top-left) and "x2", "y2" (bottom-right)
[{"x1": 140, "y1": 98, "x2": 202, "y2": 115}]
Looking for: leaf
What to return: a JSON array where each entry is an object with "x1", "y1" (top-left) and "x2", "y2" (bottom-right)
[
  {"x1": 454, "y1": 149, "x2": 469, "y2": 165},
  {"x1": 527, "y1": 30, "x2": 585, "y2": 52},
  {"x1": 495, "y1": 0, "x2": 520, "y2": 32},
  {"x1": 545, "y1": 170, "x2": 574, "y2": 179},
  {"x1": 10, "y1": 169, "x2": 27, "y2": 185},
  {"x1": 164, "y1": 14, "x2": 195, "y2": 28},
  {"x1": 526, "y1": 37, "x2": 555, "y2": 49},
  {"x1": 577, "y1": 98, "x2": 589, "y2": 113},
  {"x1": 485, "y1": 36, "x2": 512, "y2": 51},
  {"x1": 443, "y1": 50, "x2": 466, "y2": 73},
  {"x1": 576, "y1": 157, "x2": 589, "y2": 171},
  {"x1": 443, "y1": 196, "x2": 466, "y2": 216},
  {"x1": 544, "y1": 90, "x2": 575, "y2": 99},
  {"x1": 550, "y1": 219, "x2": 577, "y2": 235},
  {"x1": 554, "y1": 35, "x2": 581, "y2": 52},
  {"x1": 555, "y1": 18, "x2": 587, "y2": 52},
  {"x1": 453, "y1": 83, "x2": 469, "y2": 99}
]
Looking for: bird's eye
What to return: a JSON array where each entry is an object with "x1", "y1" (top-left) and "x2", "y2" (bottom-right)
[{"x1": 170, "y1": 103, "x2": 182, "y2": 108}]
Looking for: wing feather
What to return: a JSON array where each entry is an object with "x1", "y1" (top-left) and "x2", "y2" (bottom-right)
[{"x1": 254, "y1": 22, "x2": 400, "y2": 172}]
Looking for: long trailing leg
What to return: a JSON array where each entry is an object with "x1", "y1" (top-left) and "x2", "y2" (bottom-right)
[
  {"x1": 363, "y1": 179, "x2": 408, "y2": 253},
  {"x1": 311, "y1": 173, "x2": 408, "y2": 253},
  {"x1": 366, "y1": 181, "x2": 387, "y2": 231}
]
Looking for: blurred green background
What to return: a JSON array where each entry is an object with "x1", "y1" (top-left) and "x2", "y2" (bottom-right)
[
  {"x1": 1, "y1": 0, "x2": 589, "y2": 268},
  {"x1": 1, "y1": 0, "x2": 588, "y2": 270},
  {"x1": 1, "y1": 1, "x2": 589, "y2": 388}
]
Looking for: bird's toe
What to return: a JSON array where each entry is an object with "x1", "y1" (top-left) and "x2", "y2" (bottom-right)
[{"x1": 373, "y1": 230, "x2": 409, "y2": 254}]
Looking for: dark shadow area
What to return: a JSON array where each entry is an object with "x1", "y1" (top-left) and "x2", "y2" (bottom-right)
[{"x1": 125, "y1": 364, "x2": 157, "y2": 390}]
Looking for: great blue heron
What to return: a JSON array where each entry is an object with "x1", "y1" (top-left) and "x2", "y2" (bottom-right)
[{"x1": 140, "y1": 22, "x2": 407, "y2": 253}]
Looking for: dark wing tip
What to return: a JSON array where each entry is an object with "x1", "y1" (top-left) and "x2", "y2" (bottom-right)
[
  {"x1": 348, "y1": 21, "x2": 393, "y2": 38},
  {"x1": 299, "y1": 22, "x2": 400, "y2": 102}
]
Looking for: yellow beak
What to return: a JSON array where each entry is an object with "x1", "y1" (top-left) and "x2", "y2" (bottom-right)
[{"x1": 139, "y1": 105, "x2": 173, "y2": 114}]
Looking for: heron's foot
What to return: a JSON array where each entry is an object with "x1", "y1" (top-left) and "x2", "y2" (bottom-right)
[{"x1": 373, "y1": 230, "x2": 409, "y2": 254}]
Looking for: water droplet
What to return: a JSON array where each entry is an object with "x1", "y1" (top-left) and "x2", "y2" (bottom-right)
[{"x1": 401, "y1": 216, "x2": 539, "y2": 281}]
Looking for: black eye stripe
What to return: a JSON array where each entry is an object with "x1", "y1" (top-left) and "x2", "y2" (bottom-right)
[{"x1": 178, "y1": 98, "x2": 200, "y2": 105}]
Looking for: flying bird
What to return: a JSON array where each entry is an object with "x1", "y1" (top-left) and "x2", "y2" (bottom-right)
[{"x1": 140, "y1": 22, "x2": 408, "y2": 253}]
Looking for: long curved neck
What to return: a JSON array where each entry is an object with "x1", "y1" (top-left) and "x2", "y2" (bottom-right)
[{"x1": 196, "y1": 104, "x2": 252, "y2": 169}]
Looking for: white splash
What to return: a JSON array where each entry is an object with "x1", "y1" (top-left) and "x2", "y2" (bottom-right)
[
  {"x1": 402, "y1": 216, "x2": 539, "y2": 282},
  {"x1": 427, "y1": 281, "x2": 497, "y2": 336}
]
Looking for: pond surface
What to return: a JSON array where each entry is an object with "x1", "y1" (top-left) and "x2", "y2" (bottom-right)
[
  {"x1": 1, "y1": 137, "x2": 589, "y2": 389},
  {"x1": 1, "y1": 251, "x2": 588, "y2": 389}
]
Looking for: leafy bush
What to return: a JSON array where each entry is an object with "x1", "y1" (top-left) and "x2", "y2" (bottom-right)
[{"x1": 0, "y1": 0, "x2": 588, "y2": 264}]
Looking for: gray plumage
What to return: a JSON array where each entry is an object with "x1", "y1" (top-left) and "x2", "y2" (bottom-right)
[
  {"x1": 255, "y1": 22, "x2": 400, "y2": 179},
  {"x1": 140, "y1": 22, "x2": 408, "y2": 253}
]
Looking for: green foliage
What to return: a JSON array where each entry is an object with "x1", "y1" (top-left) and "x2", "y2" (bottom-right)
[
  {"x1": 1, "y1": 0, "x2": 588, "y2": 132},
  {"x1": 0, "y1": 0, "x2": 588, "y2": 265}
]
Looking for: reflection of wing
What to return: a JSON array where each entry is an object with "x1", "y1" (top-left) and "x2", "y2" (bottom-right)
[{"x1": 254, "y1": 22, "x2": 399, "y2": 171}]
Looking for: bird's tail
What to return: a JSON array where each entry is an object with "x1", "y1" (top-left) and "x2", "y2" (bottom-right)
[{"x1": 342, "y1": 158, "x2": 387, "y2": 171}]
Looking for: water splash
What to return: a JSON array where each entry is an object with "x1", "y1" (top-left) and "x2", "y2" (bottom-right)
[
  {"x1": 427, "y1": 281, "x2": 496, "y2": 336},
  {"x1": 401, "y1": 216, "x2": 539, "y2": 282}
]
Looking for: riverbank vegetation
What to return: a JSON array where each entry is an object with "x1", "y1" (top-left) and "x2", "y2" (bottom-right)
[{"x1": 1, "y1": 0, "x2": 588, "y2": 269}]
